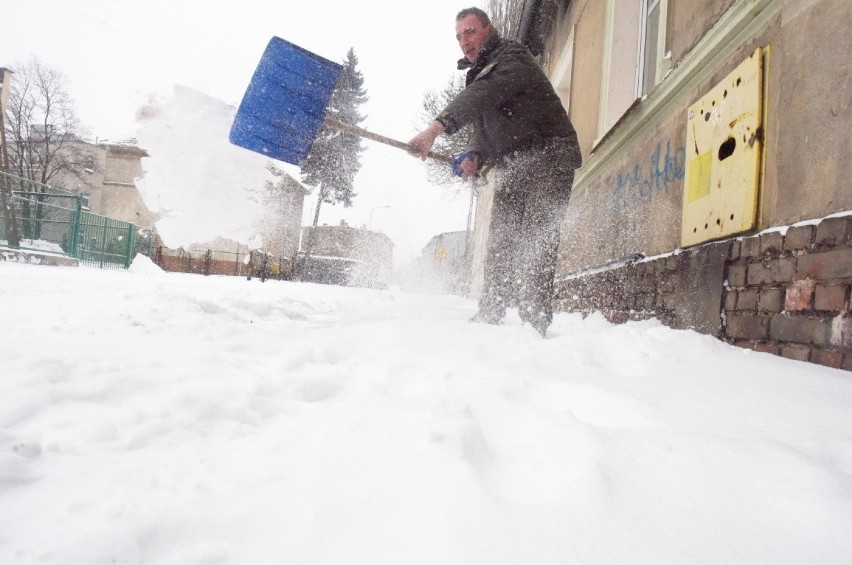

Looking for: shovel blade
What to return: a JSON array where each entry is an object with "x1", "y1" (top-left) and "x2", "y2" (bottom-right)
[{"x1": 229, "y1": 37, "x2": 343, "y2": 165}]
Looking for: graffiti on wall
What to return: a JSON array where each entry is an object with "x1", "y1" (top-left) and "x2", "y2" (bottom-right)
[{"x1": 611, "y1": 140, "x2": 686, "y2": 213}]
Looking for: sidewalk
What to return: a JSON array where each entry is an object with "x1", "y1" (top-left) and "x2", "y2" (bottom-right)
[{"x1": 0, "y1": 244, "x2": 80, "y2": 267}]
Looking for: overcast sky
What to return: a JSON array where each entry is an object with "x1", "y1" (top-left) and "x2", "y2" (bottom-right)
[{"x1": 2, "y1": 0, "x2": 484, "y2": 264}]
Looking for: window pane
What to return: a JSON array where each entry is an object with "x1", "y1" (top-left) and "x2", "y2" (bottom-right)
[{"x1": 642, "y1": 3, "x2": 660, "y2": 95}]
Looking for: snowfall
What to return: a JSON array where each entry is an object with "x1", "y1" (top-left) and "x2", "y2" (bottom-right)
[{"x1": 2, "y1": 87, "x2": 852, "y2": 564}]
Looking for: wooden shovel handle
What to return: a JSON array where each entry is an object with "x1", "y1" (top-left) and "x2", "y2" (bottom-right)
[{"x1": 323, "y1": 116, "x2": 453, "y2": 164}]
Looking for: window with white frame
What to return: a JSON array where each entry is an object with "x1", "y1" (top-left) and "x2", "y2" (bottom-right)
[
  {"x1": 551, "y1": 25, "x2": 576, "y2": 114},
  {"x1": 597, "y1": 0, "x2": 668, "y2": 142},
  {"x1": 638, "y1": 0, "x2": 665, "y2": 97}
]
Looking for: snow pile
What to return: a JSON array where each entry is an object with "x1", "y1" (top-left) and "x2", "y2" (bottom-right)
[
  {"x1": 127, "y1": 253, "x2": 166, "y2": 275},
  {"x1": 2, "y1": 262, "x2": 852, "y2": 564},
  {"x1": 134, "y1": 86, "x2": 273, "y2": 249}
]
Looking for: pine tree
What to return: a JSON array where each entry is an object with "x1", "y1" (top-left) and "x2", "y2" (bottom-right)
[
  {"x1": 297, "y1": 48, "x2": 367, "y2": 278},
  {"x1": 299, "y1": 48, "x2": 367, "y2": 208}
]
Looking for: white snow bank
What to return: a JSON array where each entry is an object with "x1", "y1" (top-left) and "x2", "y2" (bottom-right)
[
  {"x1": 127, "y1": 253, "x2": 166, "y2": 275},
  {"x1": 1, "y1": 262, "x2": 851, "y2": 564}
]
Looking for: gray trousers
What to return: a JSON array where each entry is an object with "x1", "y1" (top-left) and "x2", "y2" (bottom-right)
[{"x1": 477, "y1": 138, "x2": 576, "y2": 332}]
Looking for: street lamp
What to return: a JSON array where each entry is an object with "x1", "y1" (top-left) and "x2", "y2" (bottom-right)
[{"x1": 369, "y1": 205, "x2": 391, "y2": 229}]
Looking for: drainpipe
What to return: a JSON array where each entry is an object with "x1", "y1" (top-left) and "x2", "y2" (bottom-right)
[{"x1": 517, "y1": 0, "x2": 542, "y2": 44}]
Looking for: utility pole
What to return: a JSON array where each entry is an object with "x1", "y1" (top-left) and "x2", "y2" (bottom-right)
[
  {"x1": 0, "y1": 67, "x2": 21, "y2": 248},
  {"x1": 297, "y1": 188, "x2": 324, "y2": 280},
  {"x1": 463, "y1": 177, "x2": 478, "y2": 287}
]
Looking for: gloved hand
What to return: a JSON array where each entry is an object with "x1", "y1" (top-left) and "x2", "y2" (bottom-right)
[{"x1": 452, "y1": 152, "x2": 479, "y2": 177}]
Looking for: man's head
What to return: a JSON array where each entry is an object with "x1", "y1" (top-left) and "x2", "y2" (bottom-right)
[{"x1": 455, "y1": 8, "x2": 494, "y2": 64}]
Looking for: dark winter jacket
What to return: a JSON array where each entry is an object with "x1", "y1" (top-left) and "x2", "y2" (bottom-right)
[{"x1": 436, "y1": 31, "x2": 581, "y2": 168}]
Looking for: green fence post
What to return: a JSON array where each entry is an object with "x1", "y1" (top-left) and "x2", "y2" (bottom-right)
[
  {"x1": 125, "y1": 223, "x2": 137, "y2": 268},
  {"x1": 98, "y1": 217, "x2": 108, "y2": 269},
  {"x1": 0, "y1": 172, "x2": 22, "y2": 248},
  {"x1": 70, "y1": 194, "x2": 82, "y2": 257}
]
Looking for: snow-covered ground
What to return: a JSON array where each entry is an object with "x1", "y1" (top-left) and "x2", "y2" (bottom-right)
[{"x1": 2, "y1": 258, "x2": 851, "y2": 564}]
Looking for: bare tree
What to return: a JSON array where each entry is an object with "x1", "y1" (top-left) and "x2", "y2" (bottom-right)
[
  {"x1": 3, "y1": 57, "x2": 92, "y2": 242},
  {"x1": 417, "y1": 73, "x2": 470, "y2": 190},
  {"x1": 418, "y1": 74, "x2": 479, "y2": 280},
  {"x1": 487, "y1": 0, "x2": 524, "y2": 39},
  {"x1": 3, "y1": 56, "x2": 89, "y2": 187}
]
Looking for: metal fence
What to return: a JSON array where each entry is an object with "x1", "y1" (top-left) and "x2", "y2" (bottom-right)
[{"x1": 0, "y1": 171, "x2": 151, "y2": 269}]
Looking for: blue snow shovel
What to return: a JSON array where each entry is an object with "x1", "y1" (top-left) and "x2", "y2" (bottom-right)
[{"x1": 229, "y1": 36, "x2": 451, "y2": 165}]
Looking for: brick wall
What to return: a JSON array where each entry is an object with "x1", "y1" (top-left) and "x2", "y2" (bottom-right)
[
  {"x1": 153, "y1": 247, "x2": 290, "y2": 280},
  {"x1": 724, "y1": 216, "x2": 851, "y2": 370},
  {"x1": 554, "y1": 215, "x2": 852, "y2": 371}
]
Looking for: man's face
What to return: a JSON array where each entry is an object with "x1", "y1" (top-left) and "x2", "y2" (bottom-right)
[{"x1": 455, "y1": 14, "x2": 492, "y2": 64}]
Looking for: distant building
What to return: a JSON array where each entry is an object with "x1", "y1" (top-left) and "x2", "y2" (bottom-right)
[
  {"x1": 52, "y1": 139, "x2": 158, "y2": 227},
  {"x1": 0, "y1": 67, "x2": 13, "y2": 116},
  {"x1": 412, "y1": 231, "x2": 472, "y2": 295},
  {"x1": 256, "y1": 174, "x2": 312, "y2": 261},
  {"x1": 299, "y1": 220, "x2": 394, "y2": 288}
]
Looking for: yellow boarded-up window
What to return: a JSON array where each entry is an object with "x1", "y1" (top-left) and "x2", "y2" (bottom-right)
[{"x1": 681, "y1": 48, "x2": 764, "y2": 247}]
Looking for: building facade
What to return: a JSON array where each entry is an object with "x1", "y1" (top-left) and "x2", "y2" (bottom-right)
[
  {"x1": 300, "y1": 221, "x2": 394, "y2": 288},
  {"x1": 54, "y1": 140, "x2": 158, "y2": 228},
  {"x1": 414, "y1": 231, "x2": 473, "y2": 295},
  {"x1": 471, "y1": 0, "x2": 851, "y2": 369}
]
